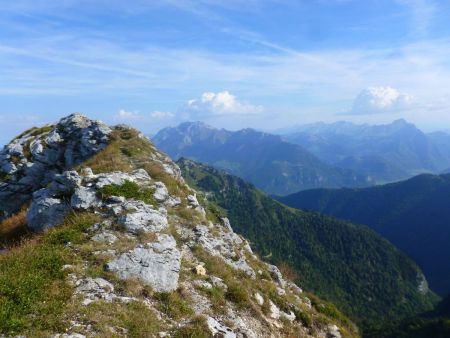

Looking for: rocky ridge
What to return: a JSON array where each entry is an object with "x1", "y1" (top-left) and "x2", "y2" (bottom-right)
[
  {"x1": 0, "y1": 114, "x2": 111, "y2": 218},
  {"x1": 0, "y1": 114, "x2": 356, "y2": 337}
]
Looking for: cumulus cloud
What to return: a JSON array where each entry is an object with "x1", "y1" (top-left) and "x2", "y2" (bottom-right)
[
  {"x1": 349, "y1": 86, "x2": 413, "y2": 115},
  {"x1": 183, "y1": 91, "x2": 263, "y2": 117}
]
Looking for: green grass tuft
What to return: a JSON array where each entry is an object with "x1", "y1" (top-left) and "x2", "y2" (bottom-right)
[
  {"x1": 154, "y1": 290, "x2": 193, "y2": 319},
  {"x1": 78, "y1": 300, "x2": 160, "y2": 336},
  {"x1": 98, "y1": 180, "x2": 156, "y2": 205},
  {"x1": 173, "y1": 316, "x2": 211, "y2": 338}
]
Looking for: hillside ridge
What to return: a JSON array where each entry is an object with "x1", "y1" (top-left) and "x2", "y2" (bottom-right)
[{"x1": 0, "y1": 114, "x2": 355, "y2": 337}]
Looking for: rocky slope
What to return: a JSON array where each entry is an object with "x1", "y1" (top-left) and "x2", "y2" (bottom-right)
[{"x1": 0, "y1": 114, "x2": 357, "y2": 337}]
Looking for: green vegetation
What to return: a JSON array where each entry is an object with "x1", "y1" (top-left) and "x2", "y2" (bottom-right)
[
  {"x1": 225, "y1": 281, "x2": 250, "y2": 309},
  {"x1": 178, "y1": 158, "x2": 438, "y2": 333},
  {"x1": 0, "y1": 212, "x2": 99, "y2": 336},
  {"x1": 154, "y1": 290, "x2": 194, "y2": 319},
  {"x1": 366, "y1": 294, "x2": 450, "y2": 338},
  {"x1": 99, "y1": 180, "x2": 156, "y2": 205},
  {"x1": 12, "y1": 124, "x2": 53, "y2": 141},
  {"x1": 279, "y1": 173, "x2": 450, "y2": 296},
  {"x1": 173, "y1": 316, "x2": 211, "y2": 338},
  {"x1": 78, "y1": 300, "x2": 160, "y2": 337},
  {"x1": 29, "y1": 125, "x2": 53, "y2": 137}
]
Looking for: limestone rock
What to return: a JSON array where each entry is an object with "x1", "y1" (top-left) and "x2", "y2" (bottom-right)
[
  {"x1": 210, "y1": 276, "x2": 227, "y2": 290},
  {"x1": 75, "y1": 277, "x2": 115, "y2": 305},
  {"x1": 267, "y1": 264, "x2": 286, "y2": 288},
  {"x1": 193, "y1": 280, "x2": 213, "y2": 290},
  {"x1": 118, "y1": 203, "x2": 168, "y2": 234},
  {"x1": 269, "y1": 300, "x2": 280, "y2": 320},
  {"x1": 193, "y1": 224, "x2": 255, "y2": 278},
  {"x1": 91, "y1": 232, "x2": 118, "y2": 244},
  {"x1": 207, "y1": 317, "x2": 236, "y2": 338},
  {"x1": 106, "y1": 234, "x2": 181, "y2": 292},
  {"x1": 153, "y1": 182, "x2": 169, "y2": 202},
  {"x1": 326, "y1": 324, "x2": 342, "y2": 338},
  {"x1": 71, "y1": 186, "x2": 101, "y2": 210},
  {"x1": 54, "y1": 334, "x2": 86, "y2": 338},
  {"x1": 254, "y1": 292, "x2": 264, "y2": 306},
  {"x1": 50, "y1": 171, "x2": 82, "y2": 195},
  {"x1": 27, "y1": 189, "x2": 70, "y2": 232},
  {"x1": 280, "y1": 310, "x2": 296, "y2": 322},
  {"x1": 0, "y1": 114, "x2": 111, "y2": 217}
]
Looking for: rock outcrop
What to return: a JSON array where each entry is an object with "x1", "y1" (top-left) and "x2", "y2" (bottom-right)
[
  {"x1": 107, "y1": 234, "x2": 181, "y2": 292},
  {"x1": 0, "y1": 114, "x2": 111, "y2": 218}
]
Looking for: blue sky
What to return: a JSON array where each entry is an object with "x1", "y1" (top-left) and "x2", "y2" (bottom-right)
[{"x1": 1, "y1": 0, "x2": 450, "y2": 144}]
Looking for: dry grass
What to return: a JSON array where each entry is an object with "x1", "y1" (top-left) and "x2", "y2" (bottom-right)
[
  {"x1": 279, "y1": 262, "x2": 299, "y2": 283},
  {"x1": 0, "y1": 207, "x2": 30, "y2": 248},
  {"x1": 79, "y1": 126, "x2": 188, "y2": 201}
]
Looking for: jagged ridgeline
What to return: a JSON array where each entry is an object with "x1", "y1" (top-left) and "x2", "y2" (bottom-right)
[
  {"x1": 0, "y1": 114, "x2": 357, "y2": 337},
  {"x1": 177, "y1": 158, "x2": 439, "y2": 333}
]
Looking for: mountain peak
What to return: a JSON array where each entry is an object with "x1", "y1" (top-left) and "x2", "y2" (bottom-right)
[{"x1": 176, "y1": 121, "x2": 216, "y2": 131}]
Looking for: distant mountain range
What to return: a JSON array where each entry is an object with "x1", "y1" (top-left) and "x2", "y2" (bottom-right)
[
  {"x1": 178, "y1": 158, "x2": 438, "y2": 331},
  {"x1": 278, "y1": 173, "x2": 450, "y2": 296},
  {"x1": 281, "y1": 119, "x2": 450, "y2": 183},
  {"x1": 153, "y1": 122, "x2": 372, "y2": 195}
]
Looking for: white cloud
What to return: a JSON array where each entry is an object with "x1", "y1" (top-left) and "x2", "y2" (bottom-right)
[
  {"x1": 183, "y1": 91, "x2": 263, "y2": 117},
  {"x1": 115, "y1": 109, "x2": 140, "y2": 120},
  {"x1": 349, "y1": 86, "x2": 413, "y2": 115},
  {"x1": 114, "y1": 109, "x2": 176, "y2": 123},
  {"x1": 150, "y1": 111, "x2": 175, "y2": 119}
]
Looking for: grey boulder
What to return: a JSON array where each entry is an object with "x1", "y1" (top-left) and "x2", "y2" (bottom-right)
[
  {"x1": 118, "y1": 204, "x2": 168, "y2": 234},
  {"x1": 71, "y1": 186, "x2": 101, "y2": 210},
  {"x1": 27, "y1": 190, "x2": 70, "y2": 232},
  {"x1": 106, "y1": 234, "x2": 181, "y2": 292}
]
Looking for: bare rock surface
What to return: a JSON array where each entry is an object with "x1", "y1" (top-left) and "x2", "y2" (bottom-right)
[
  {"x1": 118, "y1": 203, "x2": 168, "y2": 234},
  {"x1": 106, "y1": 234, "x2": 181, "y2": 292},
  {"x1": 0, "y1": 113, "x2": 111, "y2": 218}
]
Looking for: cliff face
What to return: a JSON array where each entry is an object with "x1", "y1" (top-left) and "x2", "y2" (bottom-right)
[{"x1": 0, "y1": 114, "x2": 357, "y2": 337}]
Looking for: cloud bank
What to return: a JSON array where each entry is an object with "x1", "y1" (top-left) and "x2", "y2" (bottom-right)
[{"x1": 349, "y1": 86, "x2": 413, "y2": 115}]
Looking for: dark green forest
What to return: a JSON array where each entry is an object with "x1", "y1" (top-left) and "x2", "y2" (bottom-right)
[{"x1": 279, "y1": 173, "x2": 450, "y2": 296}]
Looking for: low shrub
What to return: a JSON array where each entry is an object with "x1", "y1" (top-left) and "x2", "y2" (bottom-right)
[{"x1": 98, "y1": 180, "x2": 156, "y2": 205}]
